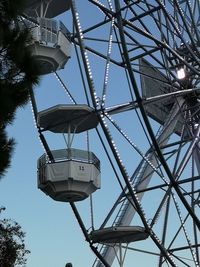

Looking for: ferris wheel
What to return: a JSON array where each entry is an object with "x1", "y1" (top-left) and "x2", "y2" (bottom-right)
[{"x1": 24, "y1": 1, "x2": 200, "y2": 266}]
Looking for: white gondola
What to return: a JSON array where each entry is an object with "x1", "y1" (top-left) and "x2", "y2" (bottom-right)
[
  {"x1": 38, "y1": 148, "x2": 100, "y2": 202},
  {"x1": 24, "y1": 0, "x2": 71, "y2": 74},
  {"x1": 37, "y1": 105, "x2": 101, "y2": 202},
  {"x1": 89, "y1": 226, "x2": 149, "y2": 244},
  {"x1": 89, "y1": 226, "x2": 149, "y2": 267}
]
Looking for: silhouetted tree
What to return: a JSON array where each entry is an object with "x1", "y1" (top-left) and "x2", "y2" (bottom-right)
[
  {"x1": 0, "y1": 207, "x2": 30, "y2": 267},
  {"x1": 0, "y1": 0, "x2": 40, "y2": 177}
]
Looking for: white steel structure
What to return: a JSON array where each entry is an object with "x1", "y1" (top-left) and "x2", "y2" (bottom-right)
[{"x1": 27, "y1": 1, "x2": 200, "y2": 266}]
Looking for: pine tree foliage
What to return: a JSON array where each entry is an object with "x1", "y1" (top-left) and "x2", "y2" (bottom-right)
[
  {"x1": 0, "y1": 207, "x2": 30, "y2": 267},
  {"x1": 0, "y1": 130, "x2": 15, "y2": 177},
  {"x1": 0, "y1": 0, "x2": 40, "y2": 177},
  {"x1": 0, "y1": 1, "x2": 40, "y2": 265}
]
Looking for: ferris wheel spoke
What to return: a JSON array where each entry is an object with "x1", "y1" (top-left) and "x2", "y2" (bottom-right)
[{"x1": 71, "y1": 0, "x2": 99, "y2": 108}]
